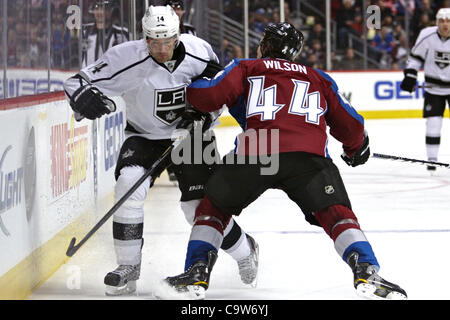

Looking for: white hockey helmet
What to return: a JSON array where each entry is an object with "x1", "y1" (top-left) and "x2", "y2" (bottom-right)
[
  {"x1": 142, "y1": 5, "x2": 180, "y2": 39},
  {"x1": 436, "y1": 8, "x2": 450, "y2": 21}
]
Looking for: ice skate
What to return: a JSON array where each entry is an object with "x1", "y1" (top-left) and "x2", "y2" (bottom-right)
[
  {"x1": 104, "y1": 263, "x2": 141, "y2": 296},
  {"x1": 237, "y1": 234, "x2": 259, "y2": 287},
  {"x1": 427, "y1": 158, "x2": 437, "y2": 175},
  {"x1": 347, "y1": 252, "x2": 407, "y2": 300},
  {"x1": 164, "y1": 250, "x2": 217, "y2": 300}
]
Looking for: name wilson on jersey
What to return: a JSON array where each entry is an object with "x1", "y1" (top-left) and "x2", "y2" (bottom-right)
[{"x1": 262, "y1": 60, "x2": 307, "y2": 74}]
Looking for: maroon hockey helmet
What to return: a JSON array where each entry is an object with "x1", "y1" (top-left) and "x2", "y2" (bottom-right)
[{"x1": 259, "y1": 22, "x2": 304, "y2": 61}]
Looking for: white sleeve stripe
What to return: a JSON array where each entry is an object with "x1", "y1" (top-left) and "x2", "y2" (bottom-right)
[
  {"x1": 90, "y1": 56, "x2": 151, "y2": 84},
  {"x1": 412, "y1": 31, "x2": 436, "y2": 52}
]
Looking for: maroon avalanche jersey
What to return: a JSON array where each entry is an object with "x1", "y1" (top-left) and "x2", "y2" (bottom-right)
[{"x1": 187, "y1": 58, "x2": 365, "y2": 157}]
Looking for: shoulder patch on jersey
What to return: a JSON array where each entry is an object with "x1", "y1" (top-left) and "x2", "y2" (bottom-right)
[{"x1": 91, "y1": 55, "x2": 151, "y2": 83}]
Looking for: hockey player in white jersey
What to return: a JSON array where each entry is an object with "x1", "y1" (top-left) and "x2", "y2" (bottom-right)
[
  {"x1": 165, "y1": 0, "x2": 196, "y2": 183},
  {"x1": 63, "y1": 5, "x2": 258, "y2": 296},
  {"x1": 401, "y1": 8, "x2": 450, "y2": 172}
]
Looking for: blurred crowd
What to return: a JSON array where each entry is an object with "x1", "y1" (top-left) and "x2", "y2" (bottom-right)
[
  {"x1": 221, "y1": 0, "x2": 450, "y2": 70},
  {"x1": 2, "y1": 0, "x2": 450, "y2": 71},
  {"x1": 1, "y1": 0, "x2": 127, "y2": 70}
]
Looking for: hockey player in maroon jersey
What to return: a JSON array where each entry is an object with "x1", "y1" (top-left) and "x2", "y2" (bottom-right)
[{"x1": 164, "y1": 22, "x2": 407, "y2": 300}]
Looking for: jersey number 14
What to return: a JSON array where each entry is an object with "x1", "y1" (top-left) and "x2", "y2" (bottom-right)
[{"x1": 247, "y1": 76, "x2": 325, "y2": 125}]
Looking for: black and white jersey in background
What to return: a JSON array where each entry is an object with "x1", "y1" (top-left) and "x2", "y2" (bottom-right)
[
  {"x1": 65, "y1": 33, "x2": 219, "y2": 140},
  {"x1": 406, "y1": 26, "x2": 450, "y2": 95},
  {"x1": 181, "y1": 22, "x2": 196, "y2": 36},
  {"x1": 81, "y1": 22, "x2": 129, "y2": 67}
]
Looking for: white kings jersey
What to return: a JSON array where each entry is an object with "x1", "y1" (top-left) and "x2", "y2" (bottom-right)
[
  {"x1": 64, "y1": 33, "x2": 219, "y2": 140},
  {"x1": 406, "y1": 26, "x2": 450, "y2": 95}
]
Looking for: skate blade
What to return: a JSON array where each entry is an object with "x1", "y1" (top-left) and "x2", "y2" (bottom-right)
[
  {"x1": 152, "y1": 280, "x2": 205, "y2": 300},
  {"x1": 356, "y1": 283, "x2": 407, "y2": 300},
  {"x1": 105, "y1": 280, "x2": 137, "y2": 296},
  {"x1": 241, "y1": 247, "x2": 259, "y2": 288},
  {"x1": 242, "y1": 275, "x2": 258, "y2": 288}
]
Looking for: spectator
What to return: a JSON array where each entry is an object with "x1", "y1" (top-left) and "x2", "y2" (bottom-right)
[
  {"x1": 336, "y1": 0, "x2": 356, "y2": 49},
  {"x1": 350, "y1": 12, "x2": 364, "y2": 36},
  {"x1": 382, "y1": 14, "x2": 395, "y2": 34},
  {"x1": 7, "y1": 29, "x2": 18, "y2": 66},
  {"x1": 231, "y1": 45, "x2": 244, "y2": 59},
  {"x1": 371, "y1": 25, "x2": 395, "y2": 67},
  {"x1": 392, "y1": 21, "x2": 406, "y2": 42},
  {"x1": 396, "y1": 0, "x2": 415, "y2": 19},
  {"x1": 252, "y1": 8, "x2": 269, "y2": 34},
  {"x1": 219, "y1": 39, "x2": 233, "y2": 66},
  {"x1": 414, "y1": 12, "x2": 435, "y2": 36},
  {"x1": 336, "y1": 47, "x2": 363, "y2": 70},
  {"x1": 373, "y1": 0, "x2": 396, "y2": 16},
  {"x1": 16, "y1": 43, "x2": 31, "y2": 67},
  {"x1": 439, "y1": 0, "x2": 450, "y2": 9},
  {"x1": 306, "y1": 23, "x2": 326, "y2": 48},
  {"x1": 52, "y1": 21, "x2": 70, "y2": 68},
  {"x1": 372, "y1": 25, "x2": 394, "y2": 52},
  {"x1": 392, "y1": 33, "x2": 408, "y2": 69},
  {"x1": 29, "y1": 29, "x2": 42, "y2": 67},
  {"x1": 224, "y1": 0, "x2": 243, "y2": 23},
  {"x1": 415, "y1": 0, "x2": 437, "y2": 22},
  {"x1": 301, "y1": 39, "x2": 325, "y2": 69}
]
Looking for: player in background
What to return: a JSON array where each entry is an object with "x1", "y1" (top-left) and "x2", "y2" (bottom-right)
[
  {"x1": 81, "y1": 0, "x2": 129, "y2": 67},
  {"x1": 164, "y1": 0, "x2": 196, "y2": 182},
  {"x1": 400, "y1": 8, "x2": 450, "y2": 172},
  {"x1": 166, "y1": 0, "x2": 197, "y2": 36},
  {"x1": 63, "y1": 5, "x2": 258, "y2": 296},
  {"x1": 164, "y1": 22, "x2": 407, "y2": 300}
]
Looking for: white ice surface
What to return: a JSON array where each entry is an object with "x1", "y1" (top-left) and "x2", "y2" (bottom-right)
[{"x1": 28, "y1": 119, "x2": 450, "y2": 300}]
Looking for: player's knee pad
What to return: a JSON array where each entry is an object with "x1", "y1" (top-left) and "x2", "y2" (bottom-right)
[
  {"x1": 180, "y1": 199, "x2": 201, "y2": 226},
  {"x1": 314, "y1": 204, "x2": 360, "y2": 240},
  {"x1": 114, "y1": 165, "x2": 151, "y2": 206},
  {"x1": 194, "y1": 196, "x2": 231, "y2": 234},
  {"x1": 426, "y1": 116, "x2": 443, "y2": 138}
]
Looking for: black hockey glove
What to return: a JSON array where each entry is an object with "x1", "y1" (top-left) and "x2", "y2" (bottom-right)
[
  {"x1": 400, "y1": 68, "x2": 418, "y2": 93},
  {"x1": 341, "y1": 132, "x2": 370, "y2": 167},
  {"x1": 176, "y1": 106, "x2": 213, "y2": 134},
  {"x1": 191, "y1": 60, "x2": 224, "y2": 82},
  {"x1": 69, "y1": 84, "x2": 116, "y2": 121}
]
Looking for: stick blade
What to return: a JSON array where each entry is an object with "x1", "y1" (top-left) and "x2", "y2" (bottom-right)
[{"x1": 66, "y1": 237, "x2": 77, "y2": 257}]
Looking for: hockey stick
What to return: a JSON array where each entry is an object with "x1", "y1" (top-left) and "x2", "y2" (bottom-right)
[
  {"x1": 372, "y1": 153, "x2": 450, "y2": 168},
  {"x1": 66, "y1": 140, "x2": 177, "y2": 257},
  {"x1": 416, "y1": 84, "x2": 450, "y2": 89}
]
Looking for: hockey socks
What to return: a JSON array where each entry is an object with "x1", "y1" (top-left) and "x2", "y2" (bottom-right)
[
  {"x1": 184, "y1": 196, "x2": 230, "y2": 270},
  {"x1": 314, "y1": 204, "x2": 379, "y2": 269}
]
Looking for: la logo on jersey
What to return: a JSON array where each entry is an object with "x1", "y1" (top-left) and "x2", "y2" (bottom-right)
[
  {"x1": 154, "y1": 85, "x2": 186, "y2": 125},
  {"x1": 434, "y1": 51, "x2": 450, "y2": 69}
]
